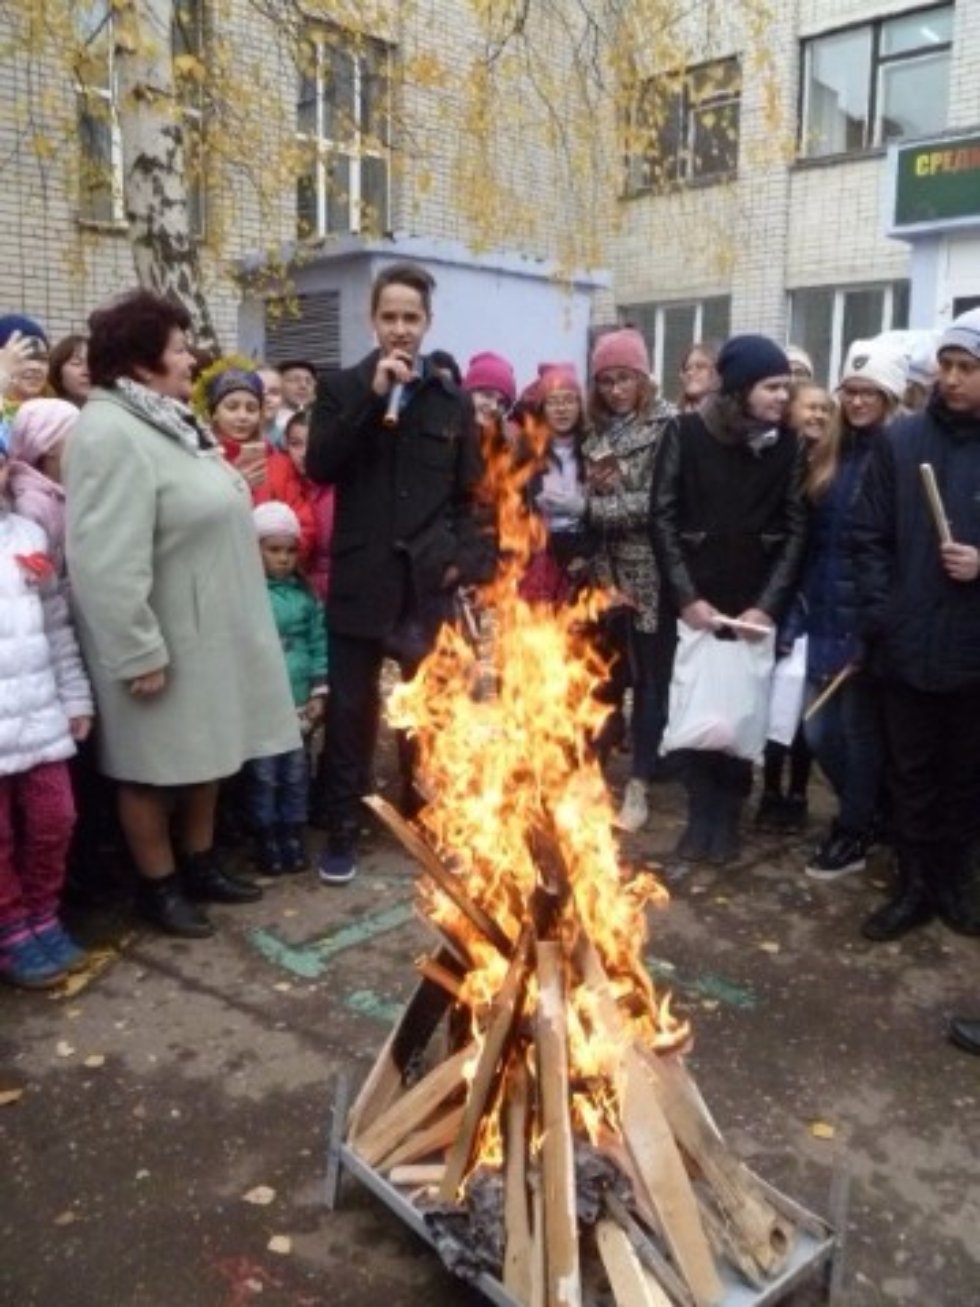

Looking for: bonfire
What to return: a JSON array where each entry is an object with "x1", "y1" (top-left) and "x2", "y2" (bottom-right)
[{"x1": 335, "y1": 419, "x2": 833, "y2": 1306}]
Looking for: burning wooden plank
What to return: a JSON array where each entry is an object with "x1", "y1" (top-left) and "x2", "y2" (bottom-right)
[
  {"x1": 440, "y1": 925, "x2": 534, "y2": 1201},
  {"x1": 536, "y1": 940, "x2": 581, "y2": 1307},
  {"x1": 353, "y1": 1042, "x2": 477, "y2": 1169},
  {"x1": 503, "y1": 1061, "x2": 533, "y2": 1305}
]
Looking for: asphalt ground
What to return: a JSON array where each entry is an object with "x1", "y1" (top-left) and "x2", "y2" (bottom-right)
[{"x1": 1, "y1": 765, "x2": 977, "y2": 1307}]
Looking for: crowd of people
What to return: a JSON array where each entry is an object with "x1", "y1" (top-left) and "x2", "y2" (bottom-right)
[{"x1": 0, "y1": 266, "x2": 977, "y2": 1056}]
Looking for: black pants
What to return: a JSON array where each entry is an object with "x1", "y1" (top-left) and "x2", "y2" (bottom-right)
[
  {"x1": 881, "y1": 681, "x2": 980, "y2": 848},
  {"x1": 595, "y1": 610, "x2": 675, "y2": 780}
]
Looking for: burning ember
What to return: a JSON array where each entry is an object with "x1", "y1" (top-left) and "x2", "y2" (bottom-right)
[{"x1": 344, "y1": 421, "x2": 806, "y2": 1306}]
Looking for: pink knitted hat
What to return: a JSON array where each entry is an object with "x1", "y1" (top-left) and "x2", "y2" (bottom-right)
[
  {"x1": 462, "y1": 351, "x2": 517, "y2": 405},
  {"x1": 9, "y1": 398, "x2": 79, "y2": 466},
  {"x1": 537, "y1": 362, "x2": 581, "y2": 395},
  {"x1": 591, "y1": 328, "x2": 650, "y2": 377},
  {"x1": 253, "y1": 501, "x2": 301, "y2": 540}
]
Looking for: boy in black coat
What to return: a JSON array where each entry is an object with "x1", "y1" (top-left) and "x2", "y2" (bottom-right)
[
  {"x1": 307, "y1": 261, "x2": 491, "y2": 883},
  {"x1": 851, "y1": 308, "x2": 980, "y2": 941}
]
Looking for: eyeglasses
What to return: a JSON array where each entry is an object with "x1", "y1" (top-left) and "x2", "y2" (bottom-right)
[
  {"x1": 596, "y1": 371, "x2": 640, "y2": 391},
  {"x1": 543, "y1": 394, "x2": 579, "y2": 408},
  {"x1": 840, "y1": 386, "x2": 882, "y2": 403}
]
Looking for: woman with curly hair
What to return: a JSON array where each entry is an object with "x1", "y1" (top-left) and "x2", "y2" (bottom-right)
[{"x1": 65, "y1": 291, "x2": 300, "y2": 938}]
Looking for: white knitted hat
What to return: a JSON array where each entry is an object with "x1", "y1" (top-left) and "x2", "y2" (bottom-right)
[
  {"x1": 253, "y1": 501, "x2": 301, "y2": 539},
  {"x1": 839, "y1": 339, "x2": 907, "y2": 401}
]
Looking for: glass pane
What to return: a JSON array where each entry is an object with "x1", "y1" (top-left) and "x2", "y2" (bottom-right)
[
  {"x1": 876, "y1": 52, "x2": 950, "y2": 144},
  {"x1": 74, "y1": 0, "x2": 112, "y2": 89},
  {"x1": 789, "y1": 288, "x2": 834, "y2": 386},
  {"x1": 662, "y1": 305, "x2": 698, "y2": 394},
  {"x1": 689, "y1": 99, "x2": 739, "y2": 178},
  {"x1": 842, "y1": 287, "x2": 886, "y2": 367},
  {"x1": 359, "y1": 155, "x2": 389, "y2": 234},
  {"x1": 361, "y1": 45, "x2": 389, "y2": 144},
  {"x1": 701, "y1": 296, "x2": 730, "y2": 344},
  {"x1": 638, "y1": 79, "x2": 684, "y2": 187},
  {"x1": 296, "y1": 172, "x2": 318, "y2": 239},
  {"x1": 881, "y1": 5, "x2": 952, "y2": 56},
  {"x1": 324, "y1": 151, "x2": 351, "y2": 233},
  {"x1": 78, "y1": 103, "x2": 116, "y2": 222},
  {"x1": 172, "y1": 0, "x2": 203, "y2": 58},
  {"x1": 297, "y1": 43, "x2": 318, "y2": 137},
  {"x1": 891, "y1": 280, "x2": 910, "y2": 330},
  {"x1": 321, "y1": 44, "x2": 356, "y2": 142},
  {"x1": 801, "y1": 28, "x2": 871, "y2": 156}
]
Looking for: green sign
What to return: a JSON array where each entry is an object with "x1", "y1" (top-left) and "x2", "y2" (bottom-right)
[{"x1": 893, "y1": 134, "x2": 980, "y2": 231}]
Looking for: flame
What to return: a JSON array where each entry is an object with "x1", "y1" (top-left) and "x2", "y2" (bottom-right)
[{"x1": 388, "y1": 412, "x2": 689, "y2": 1177}]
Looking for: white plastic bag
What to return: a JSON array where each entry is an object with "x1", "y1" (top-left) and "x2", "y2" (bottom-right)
[
  {"x1": 766, "y1": 636, "x2": 807, "y2": 747},
  {"x1": 661, "y1": 621, "x2": 775, "y2": 762}
]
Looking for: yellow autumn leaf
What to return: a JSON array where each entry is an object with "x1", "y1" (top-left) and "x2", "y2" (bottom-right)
[
  {"x1": 0, "y1": 1087, "x2": 24, "y2": 1107},
  {"x1": 809, "y1": 1121, "x2": 836, "y2": 1140}
]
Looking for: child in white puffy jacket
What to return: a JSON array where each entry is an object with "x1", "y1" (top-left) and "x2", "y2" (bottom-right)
[{"x1": 0, "y1": 438, "x2": 93, "y2": 988}]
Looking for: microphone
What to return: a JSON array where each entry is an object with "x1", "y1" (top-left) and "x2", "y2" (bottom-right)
[{"x1": 383, "y1": 382, "x2": 404, "y2": 429}]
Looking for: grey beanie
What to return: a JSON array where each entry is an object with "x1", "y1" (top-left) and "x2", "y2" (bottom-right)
[{"x1": 938, "y1": 308, "x2": 980, "y2": 360}]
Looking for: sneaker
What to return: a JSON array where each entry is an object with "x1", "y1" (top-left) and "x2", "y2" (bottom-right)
[
  {"x1": 318, "y1": 848, "x2": 357, "y2": 886},
  {"x1": 30, "y1": 917, "x2": 87, "y2": 972},
  {"x1": 0, "y1": 926, "x2": 67, "y2": 990},
  {"x1": 614, "y1": 779, "x2": 649, "y2": 834},
  {"x1": 805, "y1": 828, "x2": 868, "y2": 880}
]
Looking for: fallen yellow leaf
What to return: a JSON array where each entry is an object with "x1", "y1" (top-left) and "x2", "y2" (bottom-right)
[
  {"x1": 83, "y1": 1054, "x2": 106, "y2": 1069},
  {"x1": 809, "y1": 1121, "x2": 836, "y2": 1140},
  {"x1": 242, "y1": 1185, "x2": 276, "y2": 1206},
  {"x1": 55, "y1": 1040, "x2": 75, "y2": 1058},
  {"x1": 267, "y1": 1235, "x2": 292, "y2": 1255},
  {"x1": 53, "y1": 1210, "x2": 77, "y2": 1226},
  {"x1": 0, "y1": 1087, "x2": 24, "y2": 1107},
  {"x1": 758, "y1": 941, "x2": 781, "y2": 954}
]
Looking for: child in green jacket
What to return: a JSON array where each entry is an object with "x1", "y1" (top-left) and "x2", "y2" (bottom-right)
[{"x1": 248, "y1": 502, "x2": 328, "y2": 873}]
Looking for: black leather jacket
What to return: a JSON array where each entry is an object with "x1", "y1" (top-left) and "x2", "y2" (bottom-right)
[{"x1": 650, "y1": 405, "x2": 807, "y2": 621}]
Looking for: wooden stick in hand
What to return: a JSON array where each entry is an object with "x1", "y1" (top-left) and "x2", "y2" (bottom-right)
[{"x1": 919, "y1": 463, "x2": 953, "y2": 546}]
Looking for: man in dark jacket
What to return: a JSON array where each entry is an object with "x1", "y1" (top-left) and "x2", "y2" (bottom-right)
[
  {"x1": 851, "y1": 307, "x2": 980, "y2": 941},
  {"x1": 307, "y1": 261, "x2": 490, "y2": 883}
]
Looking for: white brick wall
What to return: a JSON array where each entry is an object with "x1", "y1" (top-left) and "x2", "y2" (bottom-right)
[{"x1": 604, "y1": 0, "x2": 975, "y2": 344}]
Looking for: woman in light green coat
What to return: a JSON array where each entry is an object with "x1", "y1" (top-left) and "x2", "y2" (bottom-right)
[{"x1": 65, "y1": 291, "x2": 300, "y2": 939}]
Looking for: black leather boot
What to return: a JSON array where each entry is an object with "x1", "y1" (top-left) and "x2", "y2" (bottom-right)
[
  {"x1": 137, "y1": 873, "x2": 214, "y2": 939},
  {"x1": 861, "y1": 847, "x2": 934, "y2": 941},
  {"x1": 932, "y1": 846, "x2": 980, "y2": 937},
  {"x1": 675, "y1": 760, "x2": 714, "y2": 861},
  {"x1": 707, "y1": 791, "x2": 744, "y2": 866},
  {"x1": 182, "y1": 849, "x2": 263, "y2": 904}
]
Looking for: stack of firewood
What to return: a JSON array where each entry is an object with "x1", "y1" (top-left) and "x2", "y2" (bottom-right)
[{"x1": 345, "y1": 797, "x2": 801, "y2": 1307}]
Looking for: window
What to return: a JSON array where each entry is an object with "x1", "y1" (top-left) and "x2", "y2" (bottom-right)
[
  {"x1": 800, "y1": 5, "x2": 952, "y2": 158},
  {"x1": 622, "y1": 296, "x2": 731, "y2": 390},
  {"x1": 173, "y1": 0, "x2": 208, "y2": 239},
  {"x1": 625, "y1": 58, "x2": 740, "y2": 194},
  {"x1": 788, "y1": 282, "x2": 910, "y2": 384},
  {"x1": 74, "y1": 0, "x2": 207, "y2": 234},
  {"x1": 75, "y1": 0, "x2": 123, "y2": 224},
  {"x1": 296, "y1": 31, "x2": 390, "y2": 239}
]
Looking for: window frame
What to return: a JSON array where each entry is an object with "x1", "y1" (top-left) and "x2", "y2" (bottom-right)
[
  {"x1": 624, "y1": 56, "x2": 741, "y2": 197},
  {"x1": 75, "y1": 1, "x2": 125, "y2": 228},
  {"x1": 75, "y1": 0, "x2": 209, "y2": 236},
  {"x1": 798, "y1": 3, "x2": 953, "y2": 160},
  {"x1": 787, "y1": 280, "x2": 910, "y2": 384},
  {"x1": 621, "y1": 296, "x2": 732, "y2": 386},
  {"x1": 173, "y1": 0, "x2": 209, "y2": 241},
  {"x1": 295, "y1": 29, "x2": 392, "y2": 240}
]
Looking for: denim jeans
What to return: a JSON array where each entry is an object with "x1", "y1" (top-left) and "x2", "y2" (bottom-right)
[
  {"x1": 803, "y1": 672, "x2": 882, "y2": 834},
  {"x1": 245, "y1": 748, "x2": 309, "y2": 830}
]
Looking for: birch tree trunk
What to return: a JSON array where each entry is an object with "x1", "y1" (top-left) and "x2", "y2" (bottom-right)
[{"x1": 113, "y1": 0, "x2": 220, "y2": 353}]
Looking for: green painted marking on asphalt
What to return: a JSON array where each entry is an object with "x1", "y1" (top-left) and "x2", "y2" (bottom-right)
[
  {"x1": 250, "y1": 901, "x2": 416, "y2": 980},
  {"x1": 646, "y1": 955, "x2": 757, "y2": 1010},
  {"x1": 345, "y1": 989, "x2": 406, "y2": 1025}
]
